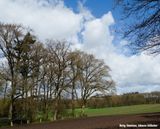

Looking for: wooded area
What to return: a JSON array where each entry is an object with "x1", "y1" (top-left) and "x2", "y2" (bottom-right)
[{"x1": 0, "y1": 23, "x2": 115, "y2": 126}]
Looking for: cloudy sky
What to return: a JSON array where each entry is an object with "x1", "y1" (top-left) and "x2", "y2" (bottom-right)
[{"x1": 0, "y1": 0, "x2": 160, "y2": 94}]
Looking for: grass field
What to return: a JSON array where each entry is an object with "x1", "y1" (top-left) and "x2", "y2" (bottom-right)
[{"x1": 74, "y1": 104, "x2": 160, "y2": 117}]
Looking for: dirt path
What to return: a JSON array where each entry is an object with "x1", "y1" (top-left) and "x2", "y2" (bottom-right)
[{"x1": 1, "y1": 113, "x2": 160, "y2": 129}]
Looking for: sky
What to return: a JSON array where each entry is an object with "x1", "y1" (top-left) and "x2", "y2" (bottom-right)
[{"x1": 0, "y1": 0, "x2": 160, "y2": 94}]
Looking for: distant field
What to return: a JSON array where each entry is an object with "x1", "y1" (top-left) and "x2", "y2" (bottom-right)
[{"x1": 74, "y1": 104, "x2": 160, "y2": 117}]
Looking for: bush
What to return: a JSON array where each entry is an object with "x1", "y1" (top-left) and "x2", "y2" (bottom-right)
[
  {"x1": 0, "y1": 99, "x2": 10, "y2": 117},
  {"x1": 0, "y1": 117, "x2": 10, "y2": 127}
]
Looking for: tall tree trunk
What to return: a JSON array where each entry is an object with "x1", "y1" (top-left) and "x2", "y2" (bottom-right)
[
  {"x1": 53, "y1": 99, "x2": 58, "y2": 121},
  {"x1": 9, "y1": 75, "x2": 15, "y2": 127},
  {"x1": 54, "y1": 93, "x2": 61, "y2": 121},
  {"x1": 71, "y1": 84, "x2": 75, "y2": 117},
  {"x1": 9, "y1": 94, "x2": 13, "y2": 126},
  {"x1": 80, "y1": 99, "x2": 86, "y2": 117}
]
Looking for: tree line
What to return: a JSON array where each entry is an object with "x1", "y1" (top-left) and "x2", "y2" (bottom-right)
[
  {"x1": 87, "y1": 92, "x2": 160, "y2": 108},
  {"x1": 0, "y1": 23, "x2": 115, "y2": 126}
]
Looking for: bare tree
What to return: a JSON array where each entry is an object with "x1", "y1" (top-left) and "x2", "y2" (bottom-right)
[
  {"x1": 0, "y1": 23, "x2": 38, "y2": 125},
  {"x1": 0, "y1": 23, "x2": 26, "y2": 126},
  {"x1": 38, "y1": 46, "x2": 53, "y2": 120},
  {"x1": 77, "y1": 52, "x2": 115, "y2": 115},
  {"x1": 116, "y1": 0, "x2": 160, "y2": 54},
  {"x1": 67, "y1": 51, "x2": 81, "y2": 117},
  {"x1": 28, "y1": 43, "x2": 46, "y2": 121},
  {"x1": 46, "y1": 41, "x2": 71, "y2": 120}
]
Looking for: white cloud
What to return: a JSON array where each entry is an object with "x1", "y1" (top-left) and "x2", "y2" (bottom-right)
[
  {"x1": 0, "y1": 0, "x2": 160, "y2": 94},
  {"x1": 0, "y1": 0, "x2": 82, "y2": 41},
  {"x1": 107, "y1": 53, "x2": 160, "y2": 94},
  {"x1": 77, "y1": 7, "x2": 160, "y2": 94},
  {"x1": 82, "y1": 11, "x2": 114, "y2": 57}
]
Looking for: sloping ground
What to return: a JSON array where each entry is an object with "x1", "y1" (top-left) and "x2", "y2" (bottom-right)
[{"x1": 1, "y1": 113, "x2": 160, "y2": 129}]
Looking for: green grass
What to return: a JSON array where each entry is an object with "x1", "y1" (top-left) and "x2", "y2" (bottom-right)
[
  {"x1": 35, "y1": 104, "x2": 160, "y2": 121},
  {"x1": 74, "y1": 104, "x2": 160, "y2": 117}
]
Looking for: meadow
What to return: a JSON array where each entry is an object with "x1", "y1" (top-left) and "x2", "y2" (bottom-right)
[{"x1": 73, "y1": 104, "x2": 160, "y2": 117}]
